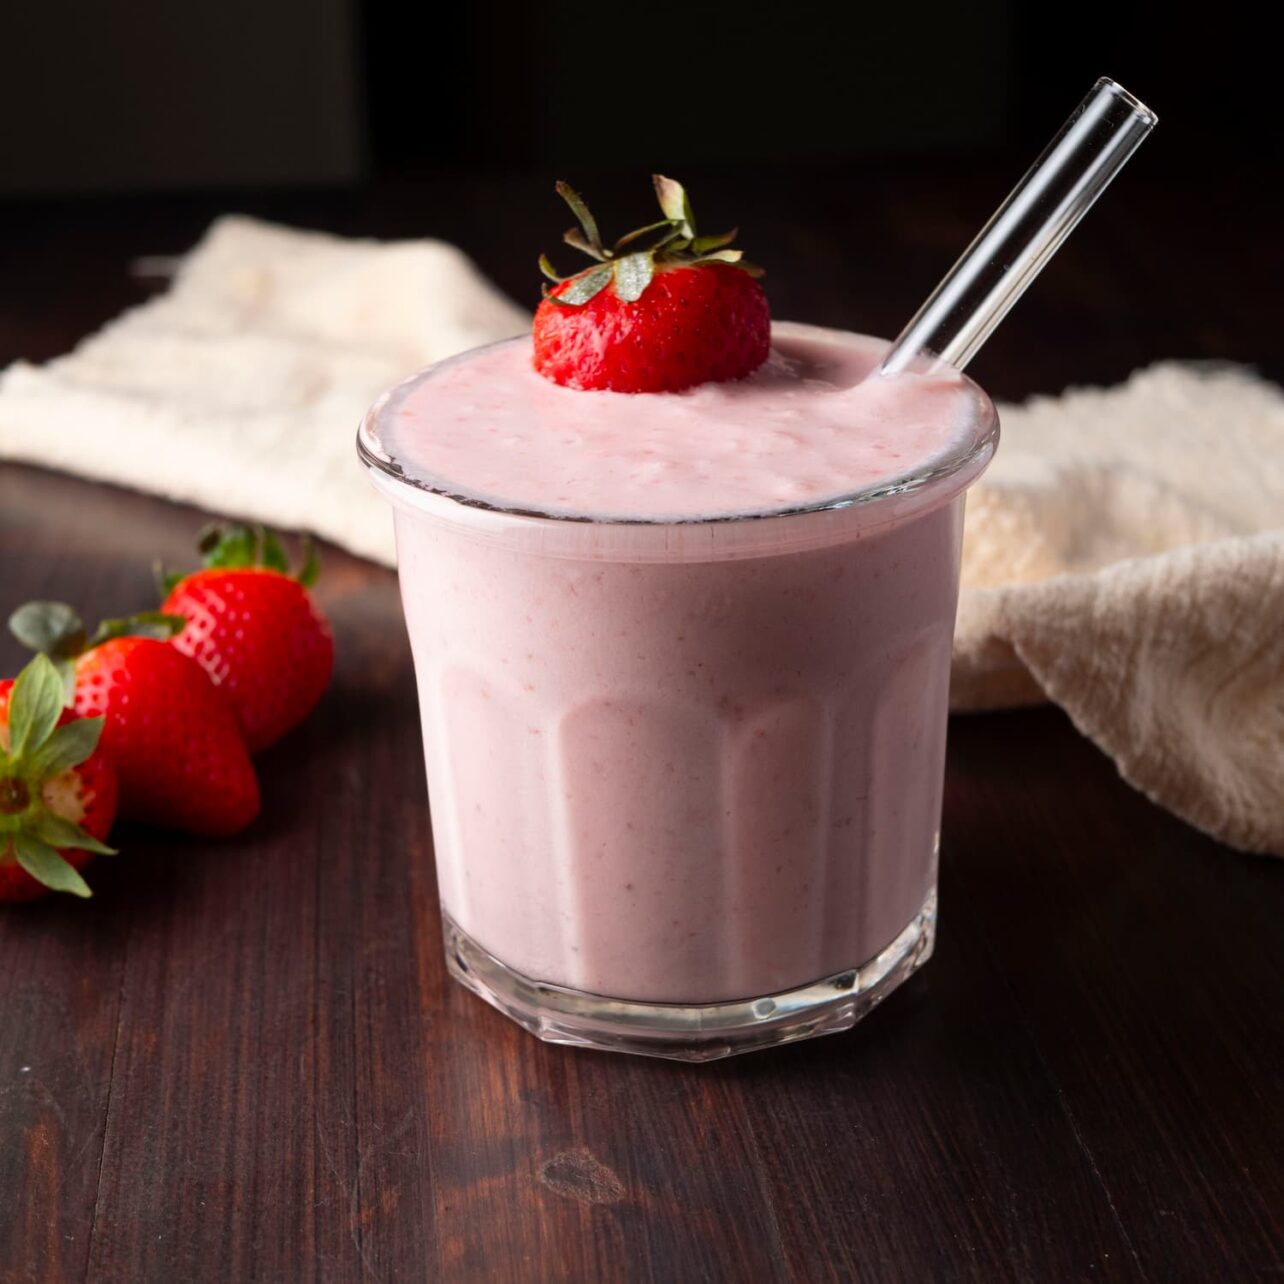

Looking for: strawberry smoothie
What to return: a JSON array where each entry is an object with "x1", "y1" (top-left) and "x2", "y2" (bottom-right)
[{"x1": 360, "y1": 321, "x2": 997, "y2": 1057}]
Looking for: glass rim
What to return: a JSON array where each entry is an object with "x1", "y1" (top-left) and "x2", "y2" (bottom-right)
[{"x1": 356, "y1": 325, "x2": 1000, "y2": 531}]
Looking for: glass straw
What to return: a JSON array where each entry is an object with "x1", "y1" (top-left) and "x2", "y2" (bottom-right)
[{"x1": 880, "y1": 77, "x2": 1157, "y2": 376}]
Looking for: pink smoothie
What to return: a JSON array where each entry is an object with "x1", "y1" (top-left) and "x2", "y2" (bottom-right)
[
  {"x1": 376, "y1": 322, "x2": 980, "y2": 521},
  {"x1": 363, "y1": 322, "x2": 996, "y2": 1004}
]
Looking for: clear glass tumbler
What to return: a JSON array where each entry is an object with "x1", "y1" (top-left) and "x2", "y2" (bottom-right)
[{"x1": 358, "y1": 323, "x2": 998, "y2": 1060}]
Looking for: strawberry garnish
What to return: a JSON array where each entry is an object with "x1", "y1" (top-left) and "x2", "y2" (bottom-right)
[
  {"x1": 0, "y1": 654, "x2": 118, "y2": 901},
  {"x1": 158, "y1": 524, "x2": 334, "y2": 753},
  {"x1": 533, "y1": 175, "x2": 770, "y2": 393},
  {"x1": 9, "y1": 602, "x2": 259, "y2": 838}
]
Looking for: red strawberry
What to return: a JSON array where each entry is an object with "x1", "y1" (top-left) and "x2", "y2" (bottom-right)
[
  {"x1": 159, "y1": 525, "x2": 334, "y2": 752},
  {"x1": 533, "y1": 175, "x2": 770, "y2": 393},
  {"x1": 10, "y1": 602, "x2": 259, "y2": 837},
  {"x1": 0, "y1": 654, "x2": 118, "y2": 901}
]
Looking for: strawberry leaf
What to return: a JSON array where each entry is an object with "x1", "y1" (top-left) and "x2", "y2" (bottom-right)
[
  {"x1": 563, "y1": 228, "x2": 609, "y2": 262},
  {"x1": 613, "y1": 219, "x2": 673, "y2": 253},
  {"x1": 553, "y1": 264, "x2": 614, "y2": 307},
  {"x1": 555, "y1": 182, "x2": 604, "y2": 256},
  {"x1": 200, "y1": 523, "x2": 258, "y2": 569},
  {"x1": 197, "y1": 523, "x2": 224, "y2": 555},
  {"x1": 612, "y1": 253, "x2": 655, "y2": 303},
  {"x1": 653, "y1": 175, "x2": 695, "y2": 238},
  {"x1": 297, "y1": 536, "x2": 320, "y2": 590},
  {"x1": 691, "y1": 228, "x2": 739, "y2": 253},
  {"x1": 260, "y1": 528, "x2": 290, "y2": 575},
  {"x1": 28, "y1": 717, "x2": 103, "y2": 779},
  {"x1": 7, "y1": 654, "x2": 64, "y2": 757},
  {"x1": 9, "y1": 601, "x2": 87, "y2": 659},
  {"x1": 540, "y1": 176, "x2": 763, "y2": 307},
  {"x1": 154, "y1": 560, "x2": 185, "y2": 597},
  {"x1": 54, "y1": 659, "x2": 75, "y2": 707},
  {"x1": 192, "y1": 521, "x2": 314, "y2": 582},
  {"x1": 91, "y1": 612, "x2": 186, "y2": 645},
  {"x1": 28, "y1": 811, "x2": 116, "y2": 856},
  {"x1": 13, "y1": 834, "x2": 92, "y2": 897}
]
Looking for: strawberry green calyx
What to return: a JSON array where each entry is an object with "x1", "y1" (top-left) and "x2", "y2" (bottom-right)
[
  {"x1": 0, "y1": 655, "x2": 115, "y2": 898},
  {"x1": 538, "y1": 175, "x2": 764, "y2": 308},
  {"x1": 9, "y1": 601, "x2": 185, "y2": 700},
  {"x1": 156, "y1": 523, "x2": 320, "y2": 595}
]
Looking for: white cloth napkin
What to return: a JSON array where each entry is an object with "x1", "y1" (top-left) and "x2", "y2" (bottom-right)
[
  {"x1": 2, "y1": 216, "x2": 1280, "y2": 854},
  {"x1": 954, "y1": 367, "x2": 1283, "y2": 854},
  {"x1": 0, "y1": 216, "x2": 528, "y2": 564}
]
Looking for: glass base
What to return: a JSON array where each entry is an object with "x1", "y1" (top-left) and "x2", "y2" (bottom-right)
[{"x1": 442, "y1": 890, "x2": 936, "y2": 1062}]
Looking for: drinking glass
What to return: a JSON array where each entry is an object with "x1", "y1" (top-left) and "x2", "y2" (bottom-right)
[{"x1": 359, "y1": 322, "x2": 998, "y2": 1060}]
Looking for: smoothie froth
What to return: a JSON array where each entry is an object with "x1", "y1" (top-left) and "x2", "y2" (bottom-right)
[{"x1": 376, "y1": 323, "x2": 985, "y2": 521}]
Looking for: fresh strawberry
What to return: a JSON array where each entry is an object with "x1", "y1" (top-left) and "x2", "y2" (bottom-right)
[
  {"x1": 0, "y1": 654, "x2": 118, "y2": 901},
  {"x1": 9, "y1": 602, "x2": 259, "y2": 837},
  {"x1": 158, "y1": 525, "x2": 333, "y2": 752},
  {"x1": 533, "y1": 175, "x2": 770, "y2": 393}
]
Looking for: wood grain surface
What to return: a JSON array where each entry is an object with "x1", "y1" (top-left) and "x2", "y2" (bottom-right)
[{"x1": 1, "y1": 163, "x2": 1281, "y2": 1282}]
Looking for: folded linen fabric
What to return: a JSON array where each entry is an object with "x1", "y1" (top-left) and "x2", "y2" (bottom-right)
[
  {"x1": 0, "y1": 216, "x2": 527, "y2": 564},
  {"x1": 2, "y1": 217, "x2": 1280, "y2": 853},
  {"x1": 953, "y1": 364, "x2": 1283, "y2": 853}
]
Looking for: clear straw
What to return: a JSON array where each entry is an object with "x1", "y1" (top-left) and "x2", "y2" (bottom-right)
[{"x1": 880, "y1": 77, "x2": 1157, "y2": 376}]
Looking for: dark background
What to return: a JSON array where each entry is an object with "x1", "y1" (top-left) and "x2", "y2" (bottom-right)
[
  {"x1": 2, "y1": 0, "x2": 1276, "y2": 190},
  {"x1": 1, "y1": 0, "x2": 1280, "y2": 396}
]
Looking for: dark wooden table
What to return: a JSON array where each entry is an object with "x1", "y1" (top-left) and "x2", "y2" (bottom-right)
[{"x1": 2, "y1": 163, "x2": 1281, "y2": 1283}]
